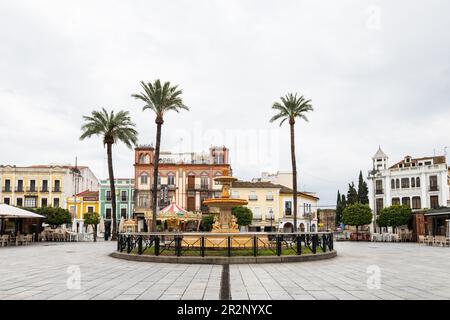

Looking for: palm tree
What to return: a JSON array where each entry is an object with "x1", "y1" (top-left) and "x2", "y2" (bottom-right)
[
  {"x1": 132, "y1": 80, "x2": 189, "y2": 232},
  {"x1": 80, "y1": 108, "x2": 138, "y2": 240},
  {"x1": 270, "y1": 93, "x2": 313, "y2": 232}
]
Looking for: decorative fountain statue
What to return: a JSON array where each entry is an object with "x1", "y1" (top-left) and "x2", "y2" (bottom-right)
[{"x1": 203, "y1": 168, "x2": 248, "y2": 233}]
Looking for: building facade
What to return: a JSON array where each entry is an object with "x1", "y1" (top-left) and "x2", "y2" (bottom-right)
[
  {"x1": 230, "y1": 181, "x2": 319, "y2": 232},
  {"x1": 252, "y1": 171, "x2": 294, "y2": 189},
  {"x1": 317, "y1": 209, "x2": 336, "y2": 231},
  {"x1": 133, "y1": 146, "x2": 230, "y2": 227},
  {"x1": 0, "y1": 165, "x2": 98, "y2": 210},
  {"x1": 66, "y1": 190, "x2": 99, "y2": 232},
  {"x1": 367, "y1": 147, "x2": 449, "y2": 233},
  {"x1": 99, "y1": 178, "x2": 134, "y2": 221}
]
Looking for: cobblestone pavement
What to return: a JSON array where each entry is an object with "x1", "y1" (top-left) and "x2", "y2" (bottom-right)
[
  {"x1": 1, "y1": 241, "x2": 450, "y2": 300},
  {"x1": 231, "y1": 241, "x2": 450, "y2": 300}
]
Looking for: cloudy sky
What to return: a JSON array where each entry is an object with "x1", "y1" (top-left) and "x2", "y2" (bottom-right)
[{"x1": 1, "y1": 0, "x2": 449, "y2": 206}]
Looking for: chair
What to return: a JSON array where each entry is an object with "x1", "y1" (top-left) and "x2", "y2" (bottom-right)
[
  {"x1": 418, "y1": 235, "x2": 425, "y2": 244},
  {"x1": 1, "y1": 235, "x2": 9, "y2": 247}
]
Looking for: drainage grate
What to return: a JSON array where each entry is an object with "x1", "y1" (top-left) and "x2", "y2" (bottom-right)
[{"x1": 220, "y1": 264, "x2": 231, "y2": 300}]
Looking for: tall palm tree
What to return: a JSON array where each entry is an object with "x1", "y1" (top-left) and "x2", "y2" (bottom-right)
[
  {"x1": 80, "y1": 108, "x2": 138, "y2": 240},
  {"x1": 132, "y1": 80, "x2": 189, "y2": 232},
  {"x1": 270, "y1": 93, "x2": 313, "y2": 232}
]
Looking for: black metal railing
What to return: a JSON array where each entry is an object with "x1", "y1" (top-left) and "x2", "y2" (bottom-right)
[{"x1": 117, "y1": 232, "x2": 334, "y2": 257}]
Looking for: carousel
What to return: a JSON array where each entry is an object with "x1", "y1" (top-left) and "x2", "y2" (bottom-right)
[{"x1": 145, "y1": 203, "x2": 202, "y2": 232}]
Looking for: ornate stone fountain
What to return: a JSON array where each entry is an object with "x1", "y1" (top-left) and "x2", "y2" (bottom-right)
[{"x1": 203, "y1": 168, "x2": 248, "y2": 233}]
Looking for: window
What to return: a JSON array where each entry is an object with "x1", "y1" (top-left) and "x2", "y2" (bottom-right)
[
  {"x1": 53, "y1": 198, "x2": 60, "y2": 208},
  {"x1": 401, "y1": 178, "x2": 410, "y2": 189},
  {"x1": 429, "y1": 176, "x2": 438, "y2": 191},
  {"x1": 231, "y1": 190, "x2": 239, "y2": 198},
  {"x1": 430, "y1": 196, "x2": 439, "y2": 209},
  {"x1": 106, "y1": 191, "x2": 112, "y2": 201},
  {"x1": 54, "y1": 180, "x2": 60, "y2": 192},
  {"x1": 376, "y1": 198, "x2": 383, "y2": 215},
  {"x1": 200, "y1": 176, "x2": 209, "y2": 189},
  {"x1": 140, "y1": 173, "x2": 148, "y2": 185},
  {"x1": 87, "y1": 206, "x2": 94, "y2": 213},
  {"x1": 168, "y1": 174, "x2": 175, "y2": 186},
  {"x1": 402, "y1": 197, "x2": 411, "y2": 208},
  {"x1": 24, "y1": 197, "x2": 36, "y2": 208},
  {"x1": 42, "y1": 180, "x2": 48, "y2": 192},
  {"x1": 4, "y1": 179, "x2": 10, "y2": 192},
  {"x1": 29, "y1": 180, "x2": 36, "y2": 192},
  {"x1": 41, "y1": 198, "x2": 48, "y2": 207},
  {"x1": 391, "y1": 179, "x2": 395, "y2": 189},
  {"x1": 396, "y1": 179, "x2": 400, "y2": 189},
  {"x1": 411, "y1": 177, "x2": 415, "y2": 188},
  {"x1": 17, "y1": 180, "x2": 23, "y2": 192},
  {"x1": 416, "y1": 177, "x2": 420, "y2": 188},
  {"x1": 121, "y1": 208, "x2": 127, "y2": 219},
  {"x1": 375, "y1": 180, "x2": 383, "y2": 193},
  {"x1": 266, "y1": 191, "x2": 274, "y2": 201},
  {"x1": 105, "y1": 208, "x2": 112, "y2": 219},
  {"x1": 249, "y1": 191, "x2": 257, "y2": 200},
  {"x1": 121, "y1": 191, "x2": 127, "y2": 202},
  {"x1": 285, "y1": 201, "x2": 292, "y2": 216},
  {"x1": 412, "y1": 197, "x2": 421, "y2": 209},
  {"x1": 392, "y1": 198, "x2": 400, "y2": 206},
  {"x1": 4, "y1": 198, "x2": 10, "y2": 205},
  {"x1": 17, "y1": 198, "x2": 23, "y2": 207},
  {"x1": 138, "y1": 194, "x2": 149, "y2": 208},
  {"x1": 253, "y1": 207, "x2": 261, "y2": 219},
  {"x1": 139, "y1": 154, "x2": 146, "y2": 164}
]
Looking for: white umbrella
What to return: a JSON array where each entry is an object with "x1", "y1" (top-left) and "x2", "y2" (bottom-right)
[
  {"x1": 87, "y1": 224, "x2": 94, "y2": 234},
  {"x1": 98, "y1": 216, "x2": 105, "y2": 234},
  {"x1": 0, "y1": 204, "x2": 45, "y2": 218},
  {"x1": 118, "y1": 217, "x2": 125, "y2": 233}
]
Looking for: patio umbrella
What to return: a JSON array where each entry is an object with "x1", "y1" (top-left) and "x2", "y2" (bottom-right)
[
  {"x1": 87, "y1": 224, "x2": 94, "y2": 234},
  {"x1": 118, "y1": 217, "x2": 125, "y2": 233},
  {"x1": 0, "y1": 204, "x2": 45, "y2": 218},
  {"x1": 98, "y1": 216, "x2": 105, "y2": 234}
]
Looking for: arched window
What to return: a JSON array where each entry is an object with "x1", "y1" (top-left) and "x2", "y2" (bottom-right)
[
  {"x1": 391, "y1": 179, "x2": 395, "y2": 189},
  {"x1": 395, "y1": 179, "x2": 400, "y2": 189},
  {"x1": 311, "y1": 224, "x2": 316, "y2": 232},
  {"x1": 416, "y1": 177, "x2": 420, "y2": 188},
  {"x1": 139, "y1": 153, "x2": 150, "y2": 164},
  {"x1": 411, "y1": 177, "x2": 415, "y2": 188},
  {"x1": 412, "y1": 197, "x2": 421, "y2": 209},
  {"x1": 140, "y1": 173, "x2": 148, "y2": 185},
  {"x1": 392, "y1": 198, "x2": 400, "y2": 205},
  {"x1": 299, "y1": 223, "x2": 305, "y2": 232},
  {"x1": 402, "y1": 197, "x2": 411, "y2": 208}
]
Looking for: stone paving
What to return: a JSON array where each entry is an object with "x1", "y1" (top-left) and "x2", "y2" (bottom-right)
[{"x1": 1, "y1": 241, "x2": 450, "y2": 300}]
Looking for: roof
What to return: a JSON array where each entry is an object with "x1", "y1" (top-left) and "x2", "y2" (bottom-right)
[
  {"x1": 0, "y1": 204, "x2": 45, "y2": 218},
  {"x1": 75, "y1": 190, "x2": 99, "y2": 197},
  {"x1": 424, "y1": 207, "x2": 450, "y2": 216},
  {"x1": 231, "y1": 181, "x2": 319, "y2": 200},
  {"x1": 373, "y1": 146, "x2": 388, "y2": 159},
  {"x1": 389, "y1": 155, "x2": 446, "y2": 169}
]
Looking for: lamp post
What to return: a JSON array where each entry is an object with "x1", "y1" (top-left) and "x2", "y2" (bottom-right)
[{"x1": 269, "y1": 208, "x2": 274, "y2": 232}]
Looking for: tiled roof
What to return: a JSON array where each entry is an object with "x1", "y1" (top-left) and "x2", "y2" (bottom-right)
[
  {"x1": 389, "y1": 156, "x2": 446, "y2": 169},
  {"x1": 75, "y1": 190, "x2": 99, "y2": 197}
]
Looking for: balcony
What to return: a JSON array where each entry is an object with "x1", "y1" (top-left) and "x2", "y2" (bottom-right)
[
  {"x1": 429, "y1": 186, "x2": 439, "y2": 192},
  {"x1": 248, "y1": 195, "x2": 258, "y2": 201},
  {"x1": 266, "y1": 195, "x2": 274, "y2": 201},
  {"x1": 186, "y1": 183, "x2": 210, "y2": 191},
  {"x1": 15, "y1": 187, "x2": 24, "y2": 193},
  {"x1": 375, "y1": 189, "x2": 384, "y2": 195},
  {"x1": 26, "y1": 187, "x2": 38, "y2": 193},
  {"x1": 40, "y1": 187, "x2": 49, "y2": 193},
  {"x1": 53, "y1": 187, "x2": 61, "y2": 193},
  {"x1": 2, "y1": 187, "x2": 11, "y2": 193}
]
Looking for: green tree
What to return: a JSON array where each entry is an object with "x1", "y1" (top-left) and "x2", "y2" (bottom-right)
[
  {"x1": 80, "y1": 108, "x2": 138, "y2": 240},
  {"x1": 342, "y1": 203, "x2": 372, "y2": 240},
  {"x1": 357, "y1": 171, "x2": 369, "y2": 204},
  {"x1": 38, "y1": 207, "x2": 71, "y2": 229},
  {"x1": 347, "y1": 182, "x2": 358, "y2": 205},
  {"x1": 132, "y1": 80, "x2": 189, "y2": 232},
  {"x1": 270, "y1": 93, "x2": 313, "y2": 232},
  {"x1": 378, "y1": 205, "x2": 412, "y2": 233},
  {"x1": 84, "y1": 212, "x2": 100, "y2": 242},
  {"x1": 232, "y1": 206, "x2": 253, "y2": 228},
  {"x1": 201, "y1": 215, "x2": 214, "y2": 232},
  {"x1": 335, "y1": 190, "x2": 343, "y2": 226}
]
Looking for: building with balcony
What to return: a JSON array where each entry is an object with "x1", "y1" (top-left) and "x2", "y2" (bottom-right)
[
  {"x1": 66, "y1": 190, "x2": 99, "y2": 233},
  {"x1": 0, "y1": 164, "x2": 98, "y2": 210},
  {"x1": 230, "y1": 181, "x2": 319, "y2": 232},
  {"x1": 133, "y1": 145, "x2": 230, "y2": 229},
  {"x1": 367, "y1": 147, "x2": 449, "y2": 233},
  {"x1": 99, "y1": 178, "x2": 134, "y2": 221}
]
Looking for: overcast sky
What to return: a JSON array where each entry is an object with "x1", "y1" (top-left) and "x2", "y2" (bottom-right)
[{"x1": 1, "y1": 0, "x2": 449, "y2": 206}]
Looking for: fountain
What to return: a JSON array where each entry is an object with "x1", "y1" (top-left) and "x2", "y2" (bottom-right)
[{"x1": 203, "y1": 168, "x2": 248, "y2": 233}]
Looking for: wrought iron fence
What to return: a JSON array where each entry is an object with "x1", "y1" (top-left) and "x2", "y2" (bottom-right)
[{"x1": 117, "y1": 232, "x2": 334, "y2": 257}]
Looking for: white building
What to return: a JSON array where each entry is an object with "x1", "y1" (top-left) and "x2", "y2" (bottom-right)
[
  {"x1": 367, "y1": 147, "x2": 449, "y2": 232},
  {"x1": 252, "y1": 171, "x2": 294, "y2": 189}
]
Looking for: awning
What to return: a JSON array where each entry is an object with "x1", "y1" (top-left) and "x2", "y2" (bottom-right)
[
  {"x1": 0, "y1": 204, "x2": 45, "y2": 219},
  {"x1": 424, "y1": 208, "x2": 450, "y2": 217}
]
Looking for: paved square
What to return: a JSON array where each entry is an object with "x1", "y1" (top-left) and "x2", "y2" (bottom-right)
[{"x1": 1, "y1": 241, "x2": 450, "y2": 300}]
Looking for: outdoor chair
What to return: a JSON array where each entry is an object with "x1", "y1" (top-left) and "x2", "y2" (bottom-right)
[
  {"x1": 1, "y1": 235, "x2": 9, "y2": 247},
  {"x1": 418, "y1": 235, "x2": 425, "y2": 244}
]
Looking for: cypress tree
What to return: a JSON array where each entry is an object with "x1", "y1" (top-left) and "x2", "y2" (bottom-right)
[
  {"x1": 347, "y1": 182, "x2": 358, "y2": 205},
  {"x1": 357, "y1": 170, "x2": 369, "y2": 204},
  {"x1": 335, "y1": 190, "x2": 342, "y2": 226}
]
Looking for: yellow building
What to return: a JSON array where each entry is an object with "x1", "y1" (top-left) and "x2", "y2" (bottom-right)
[
  {"x1": 66, "y1": 191, "x2": 99, "y2": 231},
  {"x1": 231, "y1": 181, "x2": 319, "y2": 232}
]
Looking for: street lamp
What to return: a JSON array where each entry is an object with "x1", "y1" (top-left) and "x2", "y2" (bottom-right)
[{"x1": 269, "y1": 208, "x2": 274, "y2": 232}]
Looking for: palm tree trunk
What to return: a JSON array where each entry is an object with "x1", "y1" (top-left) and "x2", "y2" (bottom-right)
[
  {"x1": 152, "y1": 120, "x2": 163, "y2": 232},
  {"x1": 290, "y1": 121, "x2": 298, "y2": 232},
  {"x1": 107, "y1": 143, "x2": 117, "y2": 240}
]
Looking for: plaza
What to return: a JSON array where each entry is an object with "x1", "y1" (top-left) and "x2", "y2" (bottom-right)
[{"x1": 1, "y1": 241, "x2": 450, "y2": 300}]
